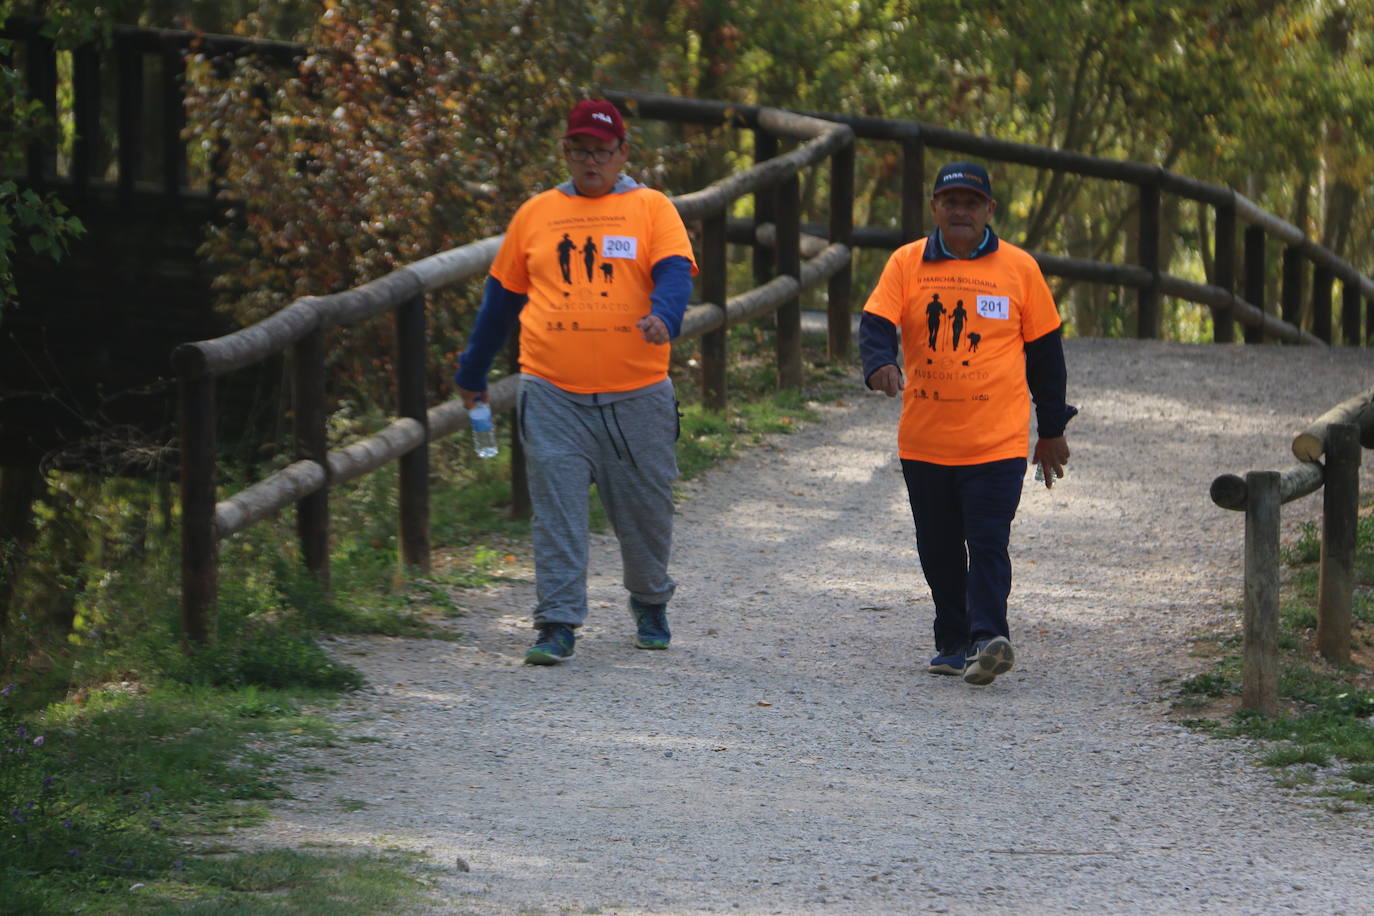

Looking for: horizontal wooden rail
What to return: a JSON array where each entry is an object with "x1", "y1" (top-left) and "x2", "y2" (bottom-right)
[
  {"x1": 1209, "y1": 463, "x2": 1324, "y2": 511},
  {"x1": 810, "y1": 107, "x2": 1374, "y2": 301},
  {"x1": 1292, "y1": 385, "x2": 1374, "y2": 461}
]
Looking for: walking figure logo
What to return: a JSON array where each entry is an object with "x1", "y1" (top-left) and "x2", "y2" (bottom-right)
[{"x1": 557, "y1": 233, "x2": 576, "y2": 284}]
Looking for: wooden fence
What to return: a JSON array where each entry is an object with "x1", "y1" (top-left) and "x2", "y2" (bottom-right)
[
  {"x1": 3, "y1": 16, "x2": 301, "y2": 201},
  {"x1": 1210, "y1": 391, "x2": 1374, "y2": 715},
  {"x1": 13, "y1": 19, "x2": 1374, "y2": 638},
  {"x1": 773, "y1": 104, "x2": 1372, "y2": 346},
  {"x1": 170, "y1": 104, "x2": 853, "y2": 643}
]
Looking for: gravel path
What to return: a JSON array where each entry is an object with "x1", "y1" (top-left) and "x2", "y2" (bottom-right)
[{"x1": 247, "y1": 338, "x2": 1374, "y2": 914}]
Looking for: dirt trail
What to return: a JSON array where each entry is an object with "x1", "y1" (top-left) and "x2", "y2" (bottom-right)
[{"x1": 244, "y1": 338, "x2": 1374, "y2": 914}]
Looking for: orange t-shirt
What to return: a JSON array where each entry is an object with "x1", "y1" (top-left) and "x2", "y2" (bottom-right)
[
  {"x1": 863, "y1": 237, "x2": 1062, "y2": 465},
  {"x1": 489, "y1": 185, "x2": 697, "y2": 394}
]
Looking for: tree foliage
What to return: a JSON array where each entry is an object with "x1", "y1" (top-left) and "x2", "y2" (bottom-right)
[{"x1": 186, "y1": 0, "x2": 639, "y2": 404}]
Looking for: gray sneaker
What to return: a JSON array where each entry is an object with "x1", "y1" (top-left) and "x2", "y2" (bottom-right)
[
  {"x1": 629, "y1": 597, "x2": 671, "y2": 649},
  {"x1": 963, "y1": 636, "x2": 1014, "y2": 685},
  {"x1": 525, "y1": 623, "x2": 575, "y2": 665}
]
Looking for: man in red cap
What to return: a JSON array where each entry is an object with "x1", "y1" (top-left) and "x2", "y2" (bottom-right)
[
  {"x1": 861, "y1": 161, "x2": 1076, "y2": 686},
  {"x1": 456, "y1": 99, "x2": 697, "y2": 665}
]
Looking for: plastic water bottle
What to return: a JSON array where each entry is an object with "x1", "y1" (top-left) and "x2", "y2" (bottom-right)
[{"x1": 469, "y1": 401, "x2": 498, "y2": 459}]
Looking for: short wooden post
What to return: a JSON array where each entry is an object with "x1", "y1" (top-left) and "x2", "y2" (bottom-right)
[
  {"x1": 1212, "y1": 202, "x2": 1236, "y2": 343},
  {"x1": 1341, "y1": 279, "x2": 1362, "y2": 346},
  {"x1": 1311, "y1": 265, "x2": 1333, "y2": 344},
  {"x1": 1136, "y1": 180, "x2": 1161, "y2": 340},
  {"x1": 900, "y1": 136, "x2": 925, "y2": 243},
  {"x1": 1317, "y1": 423, "x2": 1360, "y2": 664},
  {"x1": 178, "y1": 371, "x2": 216, "y2": 646},
  {"x1": 775, "y1": 173, "x2": 803, "y2": 390},
  {"x1": 1242, "y1": 226, "x2": 1266, "y2": 344},
  {"x1": 1281, "y1": 246, "x2": 1304, "y2": 331},
  {"x1": 293, "y1": 325, "x2": 330, "y2": 586},
  {"x1": 396, "y1": 292, "x2": 431, "y2": 572},
  {"x1": 1242, "y1": 470, "x2": 1280, "y2": 715},
  {"x1": 701, "y1": 212, "x2": 728, "y2": 412}
]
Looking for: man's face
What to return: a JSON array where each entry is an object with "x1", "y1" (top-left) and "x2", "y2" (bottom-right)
[
  {"x1": 563, "y1": 135, "x2": 629, "y2": 198},
  {"x1": 930, "y1": 188, "x2": 996, "y2": 254}
]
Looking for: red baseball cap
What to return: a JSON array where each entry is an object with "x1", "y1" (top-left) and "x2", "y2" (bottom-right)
[{"x1": 564, "y1": 99, "x2": 625, "y2": 143}]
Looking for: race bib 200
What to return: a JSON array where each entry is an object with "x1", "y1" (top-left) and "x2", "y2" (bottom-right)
[{"x1": 602, "y1": 235, "x2": 638, "y2": 259}]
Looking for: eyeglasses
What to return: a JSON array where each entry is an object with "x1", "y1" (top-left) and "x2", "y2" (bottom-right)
[
  {"x1": 564, "y1": 143, "x2": 620, "y2": 164},
  {"x1": 935, "y1": 194, "x2": 989, "y2": 212}
]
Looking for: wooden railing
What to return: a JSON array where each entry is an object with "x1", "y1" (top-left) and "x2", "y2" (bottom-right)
[
  {"x1": 170, "y1": 103, "x2": 853, "y2": 642},
  {"x1": 1210, "y1": 392, "x2": 1374, "y2": 715},
  {"x1": 14, "y1": 19, "x2": 1374, "y2": 637},
  {"x1": 754, "y1": 106, "x2": 1372, "y2": 346},
  {"x1": 2, "y1": 16, "x2": 300, "y2": 202}
]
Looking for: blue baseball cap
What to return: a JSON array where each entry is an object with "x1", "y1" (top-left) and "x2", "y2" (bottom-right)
[{"x1": 933, "y1": 162, "x2": 993, "y2": 199}]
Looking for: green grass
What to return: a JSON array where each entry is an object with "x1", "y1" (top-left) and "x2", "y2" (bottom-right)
[
  {"x1": 1, "y1": 681, "x2": 442, "y2": 914},
  {"x1": 1175, "y1": 507, "x2": 1374, "y2": 807}
]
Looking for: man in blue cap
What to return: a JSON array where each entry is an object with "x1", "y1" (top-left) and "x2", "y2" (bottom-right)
[{"x1": 860, "y1": 161, "x2": 1077, "y2": 686}]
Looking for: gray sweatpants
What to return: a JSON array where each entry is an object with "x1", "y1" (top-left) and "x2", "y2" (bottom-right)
[{"x1": 518, "y1": 377, "x2": 679, "y2": 627}]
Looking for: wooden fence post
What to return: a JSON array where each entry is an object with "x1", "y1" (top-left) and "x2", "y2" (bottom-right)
[
  {"x1": 776, "y1": 173, "x2": 803, "y2": 390},
  {"x1": 1213, "y1": 201, "x2": 1236, "y2": 343},
  {"x1": 293, "y1": 325, "x2": 329, "y2": 586},
  {"x1": 25, "y1": 31, "x2": 57, "y2": 184},
  {"x1": 1136, "y1": 179, "x2": 1161, "y2": 339},
  {"x1": 396, "y1": 291, "x2": 431, "y2": 572},
  {"x1": 752, "y1": 129, "x2": 776, "y2": 290},
  {"x1": 1317, "y1": 423, "x2": 1360, "y2": 664},
  {"x1": 701, "y1": 212, "x2": 728, "y2": 412},
  {"x1": 72, "y1": 43, "x2": 101, "y2": 196},
  {"x1": 827, "y1": 139, "x2": 855, "y2": 362},
  {"x1": 1242, "y1": 470, "x2": 1281, "y2": 715},
  {"x1": 160, "y1": 41, "x2": 187, "y2": 198},
  {"x1": 1281, "y1": 245, "x2": 1304, "y2": 331},
  {"x1": 1341, "y1": 279, "x2": 1362, "y2": 346},
  {"x1": 1242, "y1": 225, "x2": 1266, "y2": 344},
  {"x1": 901, "y1": 136, "x2": 925, "y2": 244},
  {"x1": 178, "y1": 372, "x2": 216, "y2": 646},
  {"x1": 1311, "y1": 265, "x2": 1333, "y2": 344},
  {"x1": 116, "y1": 34, "x2": 143, "y2": 203}
]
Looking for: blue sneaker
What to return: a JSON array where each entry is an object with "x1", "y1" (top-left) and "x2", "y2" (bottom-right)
[
  {"x1": 963, "y1": 636, "x2": 1014, "y2": 685},
  {"x1": 525, "y1": 623, "x2": 575, "y2": 665},
  {"x1": 927, "y1": 650, "x2": 967, "y2": 676},
  {"x1": 629, "y1": 597, "x2": 671, "y2": 649}
]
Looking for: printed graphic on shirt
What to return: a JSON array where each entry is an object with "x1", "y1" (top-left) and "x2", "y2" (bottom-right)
[{"x1": 540, "y1": 214, "x2": 645, "y2": 315}]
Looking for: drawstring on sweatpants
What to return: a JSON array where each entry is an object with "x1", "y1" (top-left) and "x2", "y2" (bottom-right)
[{"x1": 597, "y1": 405, "x2": 627, "y2": 464}]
